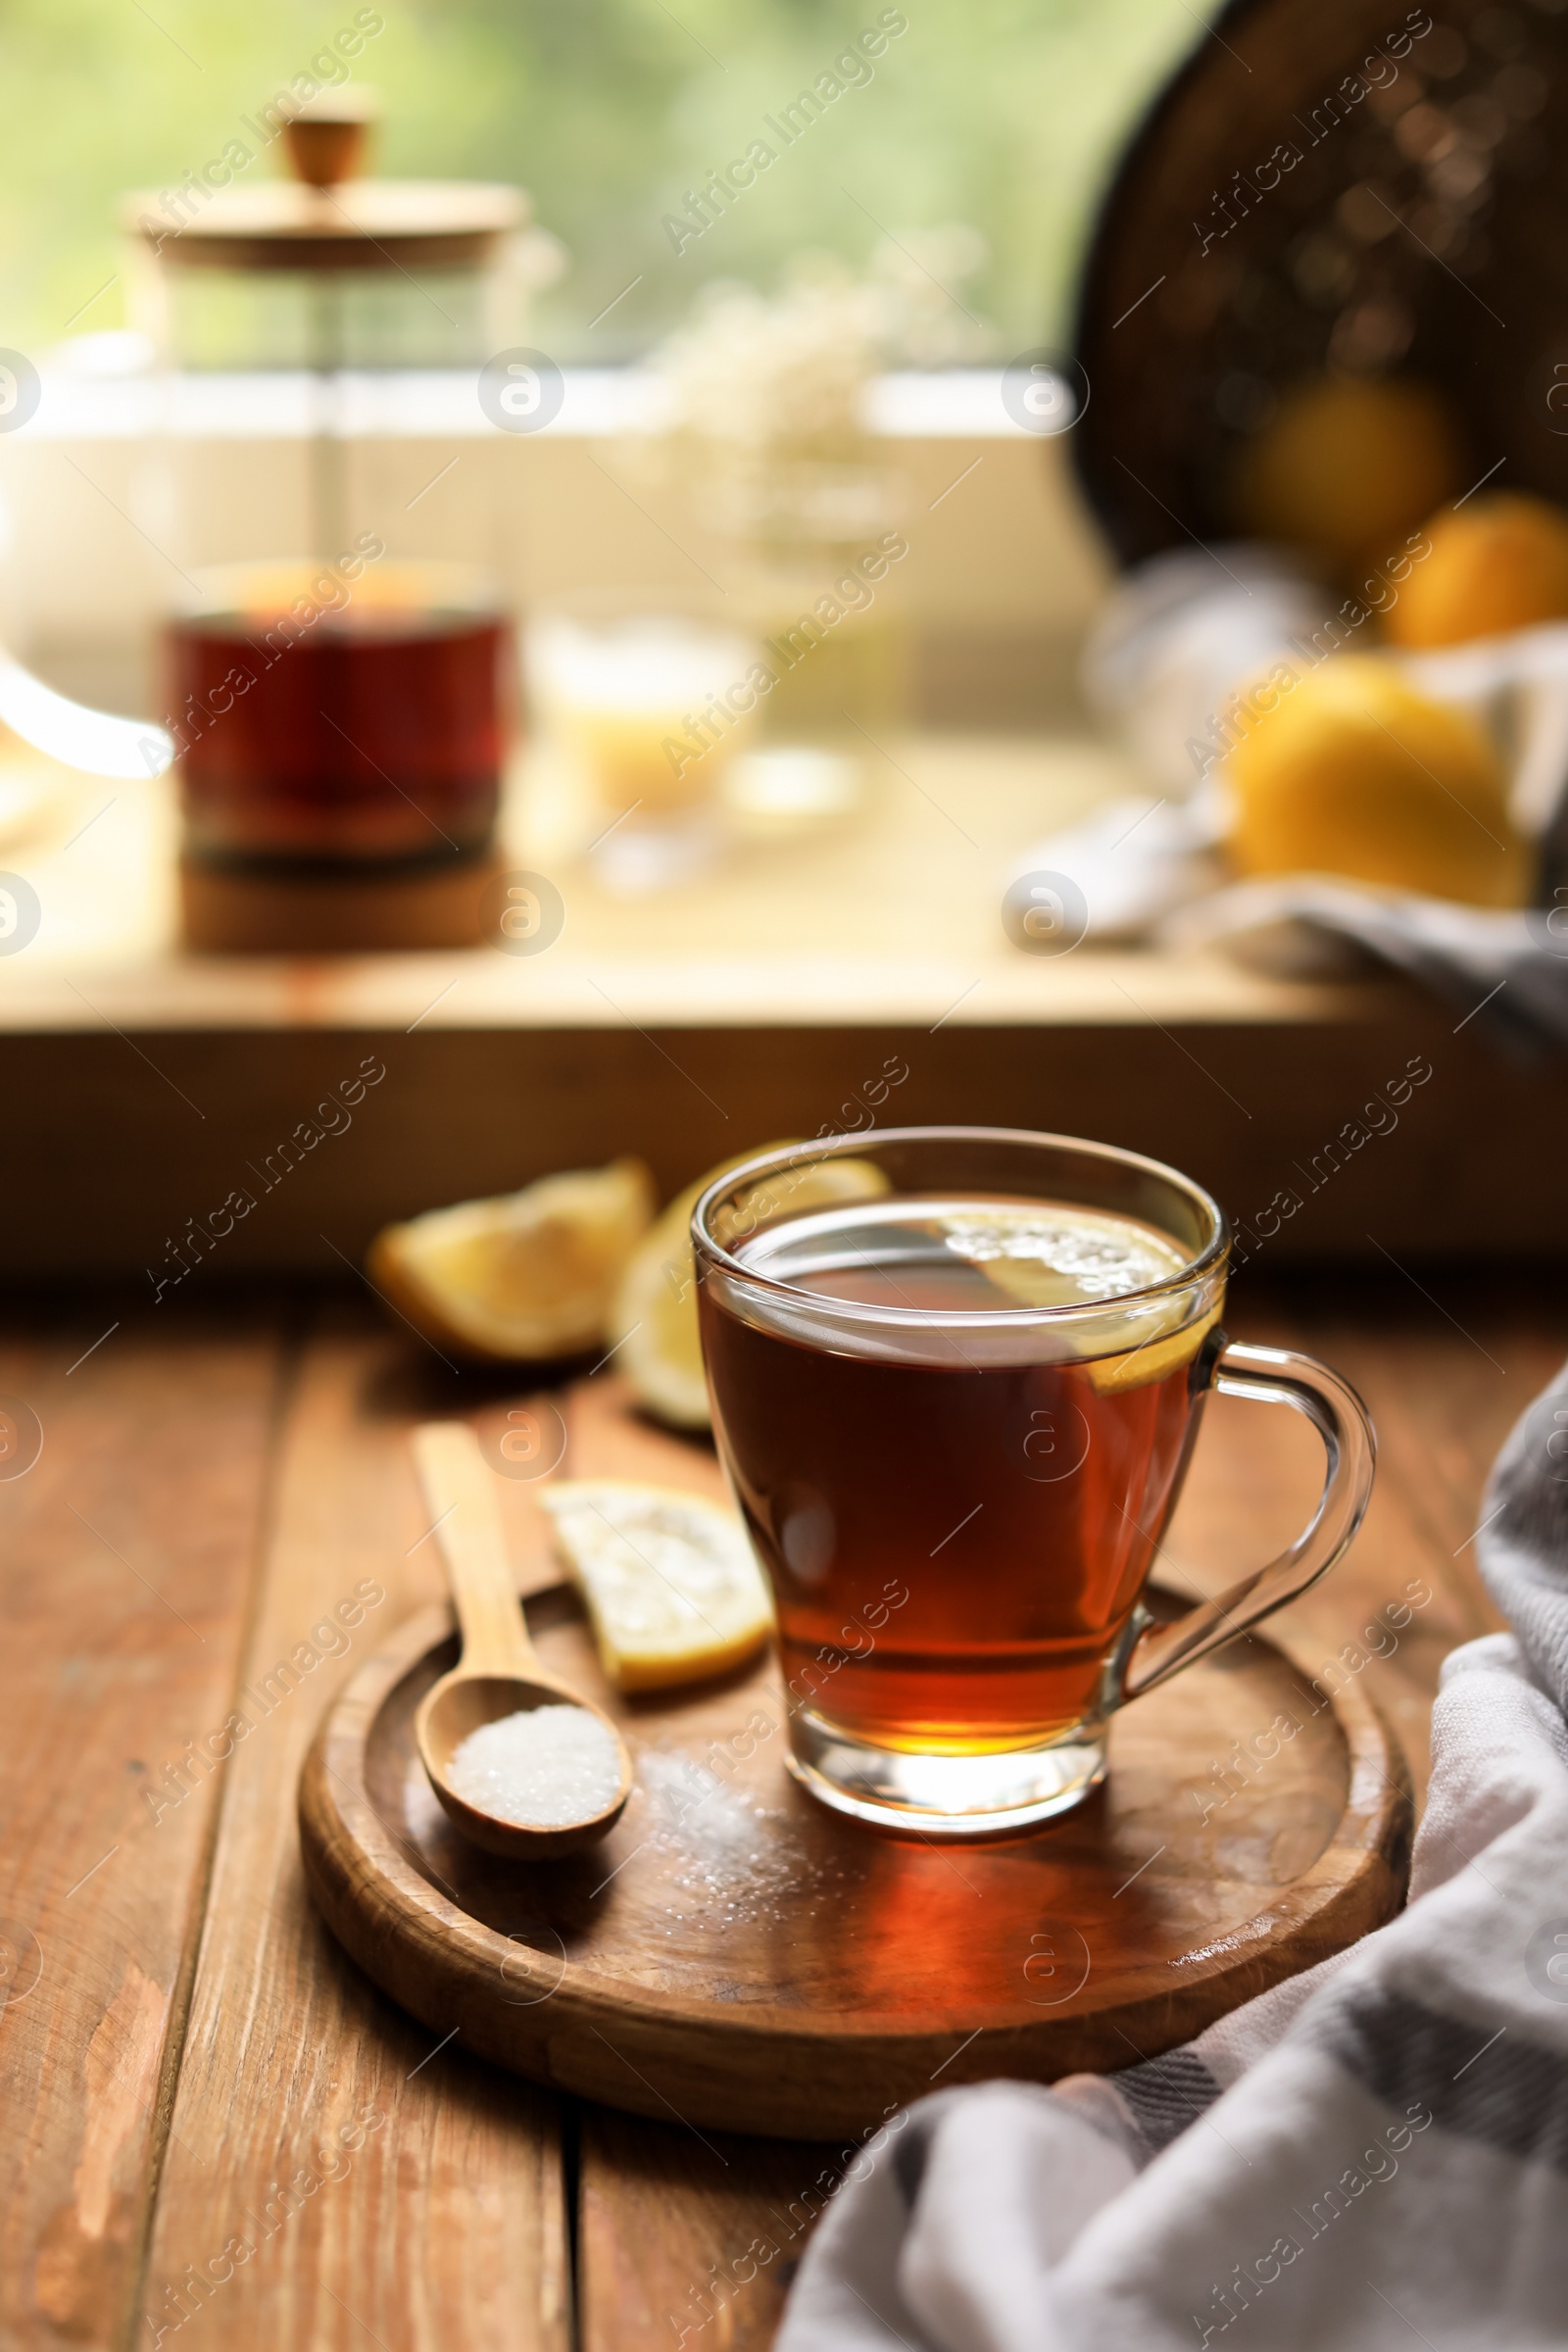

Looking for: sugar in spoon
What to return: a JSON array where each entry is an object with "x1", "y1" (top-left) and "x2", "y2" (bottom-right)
[{"x1": 411, "y1": 1421, "x2": 631, "y2": 1860}]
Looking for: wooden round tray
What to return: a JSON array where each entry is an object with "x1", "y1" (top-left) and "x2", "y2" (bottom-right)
[{"x1": 300, "y1": 1582, "x2": 1410, "y2": 2140}]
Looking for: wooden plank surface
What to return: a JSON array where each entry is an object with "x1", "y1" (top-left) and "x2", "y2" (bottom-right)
[
  {"x1": 579, "y1": 2116, "x2": 843, "y2": 2352},
  {"x1": 0, "y1": 1304, "x2": 285, "y2": 2349},
  {"x1": 138, "y1": 1316, "x2": 569, "y2": 2352},
  {"x1": 0, "y1": 1275, "x2": 1561, "y2": 2349}
]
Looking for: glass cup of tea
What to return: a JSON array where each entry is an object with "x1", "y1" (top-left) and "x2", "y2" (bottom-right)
[{"x1": 692, "y1": 1127, "x2": 1375, "y2": 1837}]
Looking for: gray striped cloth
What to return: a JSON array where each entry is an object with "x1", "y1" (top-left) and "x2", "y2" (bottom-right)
[{"x1": 778, "y1": 1359, "x2": 1568, "y2": 2351}]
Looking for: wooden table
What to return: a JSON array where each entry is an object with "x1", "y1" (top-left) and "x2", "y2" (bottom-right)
[{"x1": 1, "y1": 1271, "x2": 1554, "y2": 2349}]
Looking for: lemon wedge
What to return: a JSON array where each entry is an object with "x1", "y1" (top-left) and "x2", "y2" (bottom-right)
[
  {"x1": 368, "y1": 1158, "x2": 654, "y2": 1362},
  {"x1": 539, "y1": 1479, "x2": 773, "y2": 1691},
  {"x1": 612, "y1": 1146, "x2": 891, "y2": 1429}
]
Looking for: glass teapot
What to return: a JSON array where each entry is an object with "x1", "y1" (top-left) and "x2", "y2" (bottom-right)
[{"x1": 122, "y1": 91, "x2": 555, "y2": 951}]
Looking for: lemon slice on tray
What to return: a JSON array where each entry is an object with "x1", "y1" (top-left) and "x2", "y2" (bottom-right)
[
  {"x1": 612, "y1": 1146, "x2": 890, "y2": 1429},
  {"x1": 539, "y1": 1479, "x2": 773, "y2": 1691},
  {"x1": 368, "y1": 1158, "x2": 654, "y2": 1363}
]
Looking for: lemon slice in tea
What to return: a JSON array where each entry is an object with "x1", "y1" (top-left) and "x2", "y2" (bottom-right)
[
  {"x1": 1082, "y1": 1307, "x2": 1220, "y2": 1396},
  {"x1": 940, "y1": 1204, "x2": 1213, "y2": 1396}
]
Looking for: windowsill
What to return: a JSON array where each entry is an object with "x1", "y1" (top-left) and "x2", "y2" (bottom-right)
[
  {"x1": 0, "y1": 725, "x2": 1389, "y2": 1024},
  {"x1": 24, "y1": 366, "x2": 1033, "y2": 441}
]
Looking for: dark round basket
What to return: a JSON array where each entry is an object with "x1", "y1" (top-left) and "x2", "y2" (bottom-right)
[{"x1": 1072, "y1": 0, "x2": 1568, "y2": 565}]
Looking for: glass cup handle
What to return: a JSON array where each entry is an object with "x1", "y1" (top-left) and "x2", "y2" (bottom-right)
[{"x1": 1117, "y1": 1341, "x2": 1377, "y2": 1705}]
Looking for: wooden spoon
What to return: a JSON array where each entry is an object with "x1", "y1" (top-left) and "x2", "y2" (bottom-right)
[{"x1": 411, "y1": 1421, "x2": 632, "y2": 1860}]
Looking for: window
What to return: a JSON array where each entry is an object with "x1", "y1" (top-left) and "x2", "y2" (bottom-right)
[{"x1": 4, "y1": 0, "x2": 1195, "y2": 364}]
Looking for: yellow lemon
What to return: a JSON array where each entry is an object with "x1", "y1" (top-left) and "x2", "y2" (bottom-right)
[
  {"x1": 1085, "y1": 1309, "x2": 1221, "y2": 1396},
  {"x1": 538, "y1": 1479, "x2": 772, "y2": 1690},
  {"x1": 1384, "y1": 492, "x2": 1568, "y2": 648},
  {"x1": 956, "y1": 1206, "x2": 1216, "y2": 1395},
  {"x1": 612, "y1": 1146, "x2": 891, "y2": 1429},
  {"x1": 368, "y1": 1158, "x2": 654, "y2": 1362},
  {"x1": 1227, "y1": 656, "x2": 1527, "y2": 908},
  {"x1": 1230, "y1": 375, "x2": 1465, "y2": 574}
]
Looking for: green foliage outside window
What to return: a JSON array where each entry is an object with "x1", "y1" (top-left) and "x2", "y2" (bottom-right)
[{"x1": 0, "y1": 0, "x2": 1195, "y2": 362}]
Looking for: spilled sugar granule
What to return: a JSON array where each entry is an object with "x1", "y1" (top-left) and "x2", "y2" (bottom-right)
[{"x1": 635, "y1": 1748, "x2": 853, "y2": 1935}]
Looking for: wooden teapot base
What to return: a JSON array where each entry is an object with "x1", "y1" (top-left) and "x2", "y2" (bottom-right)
[{"x1": 180, "y1": 851, "x2": 502, "y2": 954}]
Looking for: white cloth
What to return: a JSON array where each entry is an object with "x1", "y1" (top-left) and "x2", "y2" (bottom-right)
[
  {"x1": 1164, "y1": 874, "x2": 1568, "y2": 1054},
  {"x1": 780, "y1": 1358, "x2": 1568, "y2": 2352},
  {"x1": 1018, "y1": 551, "x2": 1568, "y2": 1053}
]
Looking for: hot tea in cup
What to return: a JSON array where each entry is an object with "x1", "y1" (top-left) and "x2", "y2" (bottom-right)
[{"x1": 694, "y1": 1129, "x2": 1374, "y2": 1836}]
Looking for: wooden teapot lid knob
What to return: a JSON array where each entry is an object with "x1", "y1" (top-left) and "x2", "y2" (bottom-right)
[
  {"x1": 283, "y1": 85, "x2": 381, "y2": 189},
  {"x1": 122, "y1": 78, "x2": 522, "y2": 272}
]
